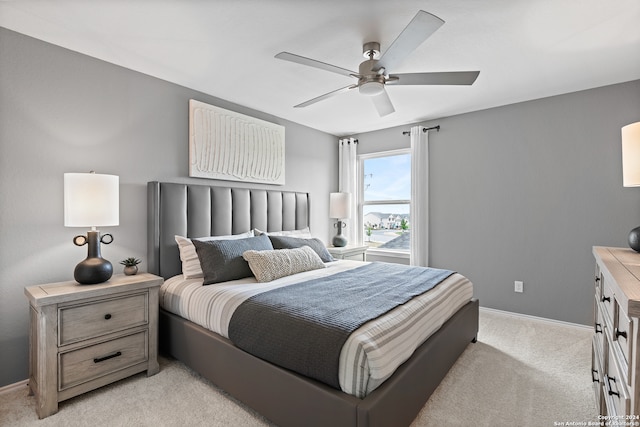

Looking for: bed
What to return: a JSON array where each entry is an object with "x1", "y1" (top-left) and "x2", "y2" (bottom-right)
[{"x1": 147, "y1": 181, "x2": 479, "y2": 427}]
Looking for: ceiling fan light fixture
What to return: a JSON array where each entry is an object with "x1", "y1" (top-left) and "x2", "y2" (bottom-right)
[{"x1": 359, "y1": 81, "x2": 385, "y2": 96}]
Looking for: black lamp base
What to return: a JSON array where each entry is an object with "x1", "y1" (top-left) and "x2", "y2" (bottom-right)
[
  {"x1": 74, "y1": 257, "x2": 113, "y2": 284},
  {"x1": 629, "y1": 226, "x2": 640, "y2": 253},
  {"x1": 73, "y1": 230, "x2": 114, "y2": 285}
]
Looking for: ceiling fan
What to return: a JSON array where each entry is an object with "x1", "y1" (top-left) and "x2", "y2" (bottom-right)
[{"x1": 275, "y1": 10, "x2": 480, "y2": 117}]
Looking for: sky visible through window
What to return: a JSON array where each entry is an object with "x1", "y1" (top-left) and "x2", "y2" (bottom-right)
[
  {"x1": 363, "y1": 153, "x2": 410, "y2": 210},
  {"x1": 363, "y1": 153, "x2": 411, "y2": 251}
]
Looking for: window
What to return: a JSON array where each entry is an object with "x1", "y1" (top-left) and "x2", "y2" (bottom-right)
[{"x1": 358, "y1": 150, "x2": 411, "y2": 254}]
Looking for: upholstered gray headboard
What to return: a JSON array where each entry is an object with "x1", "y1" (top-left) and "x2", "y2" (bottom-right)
[{"x1": 147, "y1": 181, "x2": 310, "y2": 279}]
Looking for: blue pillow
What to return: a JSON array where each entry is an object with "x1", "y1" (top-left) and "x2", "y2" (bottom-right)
[
  {"x1": 193, "y1": 234, "x2": 273, "y2": 285},
  {"x1": 267, "y1": 235, "x2": 334, "y2": 263}
]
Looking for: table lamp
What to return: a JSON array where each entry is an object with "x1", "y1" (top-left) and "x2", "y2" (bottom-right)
[
  {"x1": 622, "y1": 122, "x2": 640, "y2": 252},
  {"x1": 64, "y1": 172, "x2": 119, "y2": 284},
  {"x1": 330, "y1": 192, "x2": 351, "y2": 247}
]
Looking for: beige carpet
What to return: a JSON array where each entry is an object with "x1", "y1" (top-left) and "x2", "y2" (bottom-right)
[{"x1": 0, "y1": 310, "x2": 597, "y2": 426}]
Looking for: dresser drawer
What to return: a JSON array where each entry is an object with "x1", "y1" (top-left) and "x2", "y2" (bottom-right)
[
  {"x1": 592, "y1": 337, "x2": 606, "y2": 415},
  {"x1": 59, "y1": 292, "x2": 148, "y2": 346},
  {"x1": 613, "y1": 300, "x2": 633, "y2": 383},
  {"x1": 594, "y1": 297, "x2": 606, "y2": 351},
  {"x1": 59, "y1": 331, "x2": 148, "y2": 391},
  {"x1": 601, "y1": 280, "x2": 615, "y2": 326},
  {"x1": 595, "y1": 264, "x2": 603, "y2": 301},
  {"x1": 604, "y1": 335, "x2": 631, "y2": 417}
]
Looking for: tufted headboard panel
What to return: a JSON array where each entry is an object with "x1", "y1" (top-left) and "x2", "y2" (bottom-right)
[{"x1": 147, "y1": 181, "x2": 310, "y2": 279}]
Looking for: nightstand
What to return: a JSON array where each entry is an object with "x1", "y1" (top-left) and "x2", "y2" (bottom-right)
[
  {"x1": 24, "y1": 273, "x2": 163, "y2": 419},
  {"x1": 327, "y1": 244, "x2": 368, "y2": 261}
]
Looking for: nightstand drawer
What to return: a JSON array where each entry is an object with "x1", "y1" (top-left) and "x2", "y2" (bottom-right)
[
  {"x1": 59, "y1": 292, "x2": 148, "y2": 346},
  {"x1": 59, "y1": 331, "x2": 148, "y2": 390}
]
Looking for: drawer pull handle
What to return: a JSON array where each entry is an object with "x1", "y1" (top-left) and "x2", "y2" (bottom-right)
[
  {"x1": 592, "y1": 369, "x2": 599, "y2": 383},
  {"x1": 606, "y1": 376, "x2": 620, "y2": 397},
  {"x1": 615, "y1": 328, "x2": 627, "y2": 340},
  {"x1": 595, "y1": 323, "x2": 603, "y2": 334},
  {"x1": 104, "y1": 314, "x2": 112, "y2": 320},
  {"x1": 601, "y1": 295, "x2": 611, "y2": 303},
  {"x1": 595, "y1": 277, "x2": 601, "y2": 282},
  {"x1": 94, "y1": 351, "x2": 122, "y2": 364}
]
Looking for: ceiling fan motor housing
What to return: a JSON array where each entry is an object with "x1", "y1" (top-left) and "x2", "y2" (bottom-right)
[{"x1": 358, "y1": 59, "x2": 385, "y2": 96}]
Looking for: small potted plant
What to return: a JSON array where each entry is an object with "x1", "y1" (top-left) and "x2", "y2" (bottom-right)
[{"x1": 120, "y1": 257, "x2": 141, "y2": 276}]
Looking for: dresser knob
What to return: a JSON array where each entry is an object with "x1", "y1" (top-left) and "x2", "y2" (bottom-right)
[
  {"x1": 104, "y1": 314, "x2": 112, "y2": 320},
  {"x1": 615, "y1": 328, "x2": 628, "y2": 340},
  {"x1": 601, "y1": 295, "x2": 611, "y2": 303}
]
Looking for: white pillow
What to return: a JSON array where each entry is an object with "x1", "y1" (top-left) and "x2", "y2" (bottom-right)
[
  {"x1": 253, "y1": 227, "x2": 312, "y2": 238},
  {"x1": 175, "y1": 231, "x2": 254, "y2": 279},
  {"x1": 242, "y1": 246, "x2": 325, "y2": 282}
]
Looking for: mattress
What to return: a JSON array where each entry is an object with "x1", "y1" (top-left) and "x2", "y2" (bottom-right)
[{"x1": 159, "y1": 260, "x2": 473, "y2": 398}]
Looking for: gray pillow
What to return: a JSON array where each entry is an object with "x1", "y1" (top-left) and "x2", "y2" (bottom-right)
[
  {"x1": 193, "y1": 234, "x2": 273, "y2": 285},
  {"x1": 267, "y1": 235, "x2": 334, "y2": 263}
]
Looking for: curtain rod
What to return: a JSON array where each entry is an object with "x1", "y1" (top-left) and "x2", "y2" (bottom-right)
[{"x1": 402, "y1": 125, "x2": 440, "y2": 135}]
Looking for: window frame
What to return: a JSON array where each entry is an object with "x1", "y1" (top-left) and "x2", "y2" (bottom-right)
[{"x1": 357, "y1": 148, "x2": 411, "y2": 258}]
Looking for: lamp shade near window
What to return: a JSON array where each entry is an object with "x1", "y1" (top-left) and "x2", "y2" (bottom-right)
[
  {"x1": 64, "y1": 172, "x2": 119, "y2": 284},
  {"x1": 329, "y1": 192, "x2": 351, "y2": 219},
  {"x1": 329, "y1": 192, "x2": 351, "y2": 247},
  {"x1": 622, "y1": 122, "x2": 640, "y2": 187}
]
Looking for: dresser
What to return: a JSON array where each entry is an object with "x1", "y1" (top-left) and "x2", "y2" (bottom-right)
[
  {"x1": 24, "y1": 273, "x2": 163, "y2": 419},
  {"x1": 327, "y1": 244, "x2": 368, "y2": 261},
  {"x1": 592, "y1": 247, "x2": 640, "y2": 418}
]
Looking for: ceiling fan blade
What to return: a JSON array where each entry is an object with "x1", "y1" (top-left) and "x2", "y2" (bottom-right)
[
  {"x1": 388, "y1": 71, "x2": 480, "y2": 86},
  {"x1": 371, "y1": 88, "x2": 395, "y2": 117},
  {"x1": 294, "y1": 85, "x2": 357, "y2": 108},
  {"x1": 275, "y1": 52, "x2": 357, "y2": 78},
  {"x1": 375, "y1": 10, "x2": 444, "y2": 73}
]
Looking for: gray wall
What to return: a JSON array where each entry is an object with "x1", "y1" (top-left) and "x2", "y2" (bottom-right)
[
  {"x1": 0, "y1": 28, "x2": 337, "y2": 387},
  {"x1": 355, "y1": 79, "x2": 640, "y2": 326}
]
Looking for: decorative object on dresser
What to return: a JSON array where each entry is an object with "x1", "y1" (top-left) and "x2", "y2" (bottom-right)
[
  {"x1": 188, "y1": 99, "x2": 286, "y2": 185},
  {"x1": 120, "y1": 257, "x2": 141, "y2": 276},
  {"x1": 621, "y1": 122, "x2": 640, "y2": 252},
  {"x1": 24, "y1": 273, "x2": 163, "y2": 419},
  {"x1": 64, "y1": 172, "x2": 119, "y2": 284},
  {"x1": 327, "y1": 244, "x2": 368, "y2": 262},
  {"x1": 591, "y1": 247, "x2": 640, "y2": 417},
  {"x1": 329, "y1": 192, "x2": 351, "y2": 247}
]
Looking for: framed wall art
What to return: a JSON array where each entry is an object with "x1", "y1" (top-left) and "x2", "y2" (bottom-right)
[{"x1": 189, "y1": 99, "x2": 285, "y2": 185}]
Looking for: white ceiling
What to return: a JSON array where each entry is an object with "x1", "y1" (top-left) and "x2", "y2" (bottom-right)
[{"x1": 1, "y1": 0, "x2": 639, "y2": 136}]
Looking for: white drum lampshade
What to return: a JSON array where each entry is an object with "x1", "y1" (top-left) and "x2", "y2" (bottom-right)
[
  {"x1": 622, "y1": 122, "x2": 640, "y2": 187},
  {"x1": 621, "y1": 122, "x2": 640, "y2": 252}
]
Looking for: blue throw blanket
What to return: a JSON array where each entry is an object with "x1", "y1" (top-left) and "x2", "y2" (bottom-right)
[{"x1": 228, "y1": 262, "x2": 454, "y2": 390}]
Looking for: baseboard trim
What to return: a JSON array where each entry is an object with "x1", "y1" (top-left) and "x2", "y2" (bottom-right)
[
  {"x1": 0, "y1": 379, "x2": 28, "y2": 396},
  {"x1": 479, "y1": 306, "x2": 591, "y2": 331}
]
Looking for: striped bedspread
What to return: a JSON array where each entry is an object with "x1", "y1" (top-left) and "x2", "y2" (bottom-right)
[{"x1": 160, "y1": 260, "x2": 473, "y2": 398}]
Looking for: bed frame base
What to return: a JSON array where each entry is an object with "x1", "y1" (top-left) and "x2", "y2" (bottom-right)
[{"x1": 159, "y1": 298, "x2": 479, "y2": 427}]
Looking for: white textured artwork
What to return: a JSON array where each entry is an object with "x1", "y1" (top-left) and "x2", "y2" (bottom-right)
[{"x1": 189, "y1": 100, "x2": 285, "y2": 185}]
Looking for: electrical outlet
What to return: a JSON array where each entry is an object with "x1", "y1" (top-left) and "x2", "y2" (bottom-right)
[{"x1": 514, "y1": 281, "x2": 524, "y2": 293}]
